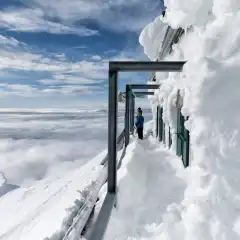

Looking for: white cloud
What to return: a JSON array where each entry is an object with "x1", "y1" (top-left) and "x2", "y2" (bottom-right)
[
  {"x1": 0, "y1": 35, "x2": 21, "y2": 47},
  {"x1": 39, "y1": 74, "x2": 103, "y2": 85},
  {"x1": 73, "y1": 46, "x2": 88, "y2": 49},
  {"x1": 0, "y1": 8, "x2": 98, "y2": 36},
  {"x1": 0, "y1": 31, "x2": 147, "y2": 102},
  {"x1": 0, "y1": 37, "x2": 107, "y2": 99},
  {"x1": 0, "y1": 110, "x2": 108, "y2": 184},
  {"x1": 0, "y1": 83, "x2": 103, "y2": 98},
  {"x1": 91, "y1": 55, "x2": 102, "y2": 61},
  {"x1": 0, "y1": 37, "x2": 108, "y2": 81},
  {"x1": 104, "y1": 49, "x2": 117, "y2": 54},
  {"x1": 55, "y1": 53, "x2": 66, "y2": 61},
  {"x1": 0, "y1": 108, "x2": 151, "y2": 185},
  {"x1": 19, "y1": 0, "x2": 162, "y2": 33}
]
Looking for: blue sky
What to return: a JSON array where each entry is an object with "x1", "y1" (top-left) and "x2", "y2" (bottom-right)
[{"x1": 0, "y1": 0, "x2": 165, "y2": 108}]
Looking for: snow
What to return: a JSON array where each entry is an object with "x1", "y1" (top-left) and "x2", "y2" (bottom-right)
[
  {"x1": 0, "y1": 150, "x2": 105, "y2": 240},
  {"x1": 0, "y1": 173, "x2": 5, "y2": 187},
  {"x1": 103, "y1": 137, "x2": 186, "y2": 239},
  {"x1": 0, "y1": 107, "x2": 153, "y2": 240},
  {"x1": 136, "y1": 0, "x2": 240, "y2": 239},
  {"x1": 139, "y1": 16, "x2": 168, "y2": 61},
  {"x1": 2, "y1": 0, "x2": 240, "y2": 239}
]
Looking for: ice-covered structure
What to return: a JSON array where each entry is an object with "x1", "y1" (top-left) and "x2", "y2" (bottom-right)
[{"x1": 138, "y1": 0, "x2": 240, "y2": 238}]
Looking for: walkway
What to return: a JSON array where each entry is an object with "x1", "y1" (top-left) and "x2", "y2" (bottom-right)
[{"x1": 102, "y1": 136, "x2": 186, "y2": 239}]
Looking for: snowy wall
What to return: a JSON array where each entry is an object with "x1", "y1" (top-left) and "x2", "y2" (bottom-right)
[{"x1": 140, "y1": 0, "x2": 240, "y2": 239}]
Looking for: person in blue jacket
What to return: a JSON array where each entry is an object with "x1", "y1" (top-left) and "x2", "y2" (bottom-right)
[
  {"x1": 135, "y1": 108, "x2": 144, "y2": 140},
  {"x1": 160, "y1": 0, "x2": 166, "y2": 17}
]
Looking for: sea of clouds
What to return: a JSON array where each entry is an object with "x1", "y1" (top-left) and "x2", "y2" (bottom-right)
[{"x1": 0, "y1": 107, "x2": 152, "y2": 187}]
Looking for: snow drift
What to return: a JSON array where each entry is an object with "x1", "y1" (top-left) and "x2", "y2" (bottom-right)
[
  {"x1": 139, "y1": 16, "x2": 168, "y2": 61},
  {"x1": 139, "y1": 0, "x2": 240, "y2": 239}
]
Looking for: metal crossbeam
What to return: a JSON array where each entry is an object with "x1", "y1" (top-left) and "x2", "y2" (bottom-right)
[
  {"x1": 109, "y1": 61, "x2": 186, "y2": 72},
  {"x1": 134, "y1": 92, "x2": 154, "y2": 96},
  {"x1": 130, "y1": 84, "x2": 160, "y2": 89}
]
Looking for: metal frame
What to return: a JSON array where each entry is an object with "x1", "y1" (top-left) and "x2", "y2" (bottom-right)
[
  {"x1": 129, "y1": 91, "x2": 135, "y2": 133},
  {"x1": 176, "y1": 106, "x2": 190, "y2": 168},
  {"x1": 124, "y1": 85, "x2": 130, "y2": 146},
  {"x1": 88, "y1": 61, "x2": 185, "y2": 240},
  {"x1": 127, "y1": 84, "x2": 160, "y2": 141},
  {"x1": 162, "y1": 121, "x2": 166, "y2": 145},
  {"x1": 157, "y1": 106, "x2": 172, "y2": 149},
  {"x1": 156, "y1": 106, "x2": 159, "y2": 137},
  {"x1": 109, "y1": 61, "x2": 186, "y2": 72},
  {"x1": 176, "y1": 91, "x2": 190, "y2": 168},
  {"x1": 168, "y1": 126, "x2": 172, "y2": 148},
  {"x1": 130, "y1": 84, "x2": 160, "y2": 89},
  {"x1": 108, "y1": 70, "x2": 118, "y2": 194},
  {"x1": 134, "y1": 92, "x2": 154, "y2": 96}
]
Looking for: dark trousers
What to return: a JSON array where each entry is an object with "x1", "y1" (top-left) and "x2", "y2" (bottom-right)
[{"x1": 137, "y1": 128, "x2": 143, "y2": 140}]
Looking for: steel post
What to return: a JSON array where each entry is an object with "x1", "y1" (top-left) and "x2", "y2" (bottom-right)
[
  {"x1": 129, "y1": 93, "x2": 135, "y2": 133},
  {"x1": 168, "y1": 126, "x2": 172, "y2": 149},
  {"x1": 125, "y1": 85, "x2": 130, "y2": 146},
  {"x1": 133, "y1": 97, "x2": 135, "y2": 132},
  {"x1": 159, "y1": 107, "x2": 163, "y2": 142},
  {"x1": 156, "y1": 106, "x2": 159, "y2": 138},
  {"x1": 108, "y1": 70, "x2": 118, "y2": 194}
]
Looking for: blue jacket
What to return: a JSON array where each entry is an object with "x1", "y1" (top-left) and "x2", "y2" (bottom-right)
[{"x1": 135, "y1": 115, "x2": 144, "y2": 128}]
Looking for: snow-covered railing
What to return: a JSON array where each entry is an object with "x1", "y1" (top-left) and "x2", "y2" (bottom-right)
[
  {"x1": 62, "y1": 168, "x2": 107, "y2": 240},
  {"x1": 60, "y1": 129, "x2": 127, "y2": 240},
  {"x1": 100, "y1": 130, "x2": 125, "y2": 166}
]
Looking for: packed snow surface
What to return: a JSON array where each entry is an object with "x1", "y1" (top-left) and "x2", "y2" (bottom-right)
[{"x1": 102, "y1": 137, "x2": 186, "y2": 239}]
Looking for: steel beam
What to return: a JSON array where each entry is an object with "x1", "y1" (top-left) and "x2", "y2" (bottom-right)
[
  {"x1": 108, "y1": 70, "x2": 118, "y2": 194},
  {"x1": 134, "y1": 92, "x2": 154, "y2": 96},
  {"x1": 130, "y1": 84, "x2": 160, "y2": 89},
  {"x1": 109, "y1": 61, "x2": 186, "y2": 72}
]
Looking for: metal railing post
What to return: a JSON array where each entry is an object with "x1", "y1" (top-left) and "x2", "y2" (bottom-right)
[
  {"x1": 125, "y1": 85, "x2": 130, "y2": 146},
  {"x1": 108, "y1": 70, "x2": 118, "y2": 194},
  {"x1": 132, "y1": 96, "x2": 135, "y2": 132},
  {"x1": 129, "y1": 92, "x2": 134, "y2": 133},
  {"x1": 156, "y1": 106, "x2": 159, "y2": 138},
  {"x1": 183, "y1": 116, "x2": 190, "y2": 167},
  {"x1": 163, "y1": 122, "x2": 166, "y2": 144},
  {"x1": 159, "y1": 107, "x2": 163, "y2": 142},
  {"x1": 168, "y1": 126, "x2": 172, "y2": 148}
]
